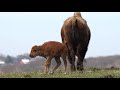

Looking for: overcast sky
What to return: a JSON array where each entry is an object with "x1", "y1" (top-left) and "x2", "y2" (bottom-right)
[{"x1": 0, "y1": 12, "x2": 120, "y2": 58}]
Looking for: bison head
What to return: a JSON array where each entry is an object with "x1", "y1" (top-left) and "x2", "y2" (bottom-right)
[{"x1": 29, "y1": 45, "x2": 40, "y2": 58}]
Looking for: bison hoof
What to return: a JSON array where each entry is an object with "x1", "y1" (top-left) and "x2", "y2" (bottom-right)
[
  {"x1": 63, "y1": 72, "x2": 67, "y2": 75},
  {"x1": 77, "y1": 65, "x2": 83, "y2": 71},
  {"x1": 48, "y1": 71, "x2": 54, "y2": 74}
]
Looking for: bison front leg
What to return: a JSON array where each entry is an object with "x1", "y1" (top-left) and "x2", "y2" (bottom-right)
[{"x1": 44, "y1": 56, "x2": 52, "y2": 74}]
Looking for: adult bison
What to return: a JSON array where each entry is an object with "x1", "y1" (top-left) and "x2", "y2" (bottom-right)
[{"x1": 61, "y1": 12, "x2": 91, "y2": 71}]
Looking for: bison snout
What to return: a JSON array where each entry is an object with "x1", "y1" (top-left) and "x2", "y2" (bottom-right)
[{"x1": 29, "y1": 54, "x2": 33, "y2": 58}]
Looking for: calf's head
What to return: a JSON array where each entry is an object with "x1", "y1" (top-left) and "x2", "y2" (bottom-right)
[{"x1": 30, "y1": 45, "x2": 40, "y2": 58}]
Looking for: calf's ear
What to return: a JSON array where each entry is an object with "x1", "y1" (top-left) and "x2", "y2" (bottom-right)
[
  {"x1": 34, "y1": 45, "x2": 37, "y2": 47},
  {"x1": 33, "y1": 45, "x2": 38, "y2": 50},
  {"x1": 37, "y1": 46, "x2": 41, "y2": 50}
]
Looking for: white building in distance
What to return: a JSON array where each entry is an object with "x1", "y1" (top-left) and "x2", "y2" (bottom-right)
[
  {"x1": 0, "y1": 60, "x2": 5, "y2": 65},
  {"x1": 20, "y1": 59, "x2": 30, "y2": 64}
]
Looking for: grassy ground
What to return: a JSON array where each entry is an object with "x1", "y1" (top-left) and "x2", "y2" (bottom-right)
[{"x1": 0, "y1": 68, "x2": 120, "y2": 78}]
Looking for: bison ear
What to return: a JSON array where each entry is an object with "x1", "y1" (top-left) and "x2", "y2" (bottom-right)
[
  {"x1": 32, "y1": 45, "x2": 38, "y2": 50},
  {"x1": 34, "y1": 45, "x2": 37, "y2": 47},
  {"x1": 38, "y1": 46, "x2": 41, "y2": 50}
]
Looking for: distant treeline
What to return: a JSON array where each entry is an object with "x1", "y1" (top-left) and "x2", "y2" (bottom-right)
[
  {"x1": 1, "y1": 54, "x2": 120, "y2": 68},
  {"x1": 0, "y1": 53, "x2": 61, "y2": 73},
  {"x1": 84, "y1": 55, "x2": 120, "y2": 68},
  {"x1": 0, "y1": 53, "x2": 31, "y2": 64},
  {"x1": 0, "y1": 53, "x2": 120, "y2": 72}
]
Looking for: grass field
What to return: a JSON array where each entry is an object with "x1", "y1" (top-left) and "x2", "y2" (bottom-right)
[{"x1": 0, "y1": 68, "x2": 120, "y2": 78}]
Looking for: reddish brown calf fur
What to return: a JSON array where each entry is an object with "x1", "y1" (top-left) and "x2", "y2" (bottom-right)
[{"x1": 30, "y1": 41, "x2": 67, "y2": 74}]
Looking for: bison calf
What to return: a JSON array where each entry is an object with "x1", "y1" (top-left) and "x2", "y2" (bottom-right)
[{"x1": 30, "y1": 41, "x2": 67, "y2": 74}]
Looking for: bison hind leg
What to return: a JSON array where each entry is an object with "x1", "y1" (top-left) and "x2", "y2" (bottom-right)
[
  {"x1": 52, "y1": 57, "x2": 61, "y2": 73},
  {"x1": 76, "y1": 54, "x2": 84, "y2": 71},
  {"x1": 77, "y1": 63, "x2": 84, "y2": 71},
  {"x1": 61, "y1": 55, "x2": 67, "y2": 74},
  {"x1": 77, "y1": 46, "x2": 88, "y2": 71}
]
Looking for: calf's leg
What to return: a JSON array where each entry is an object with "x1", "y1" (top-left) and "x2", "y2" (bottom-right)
[
  {"x1": 52, "y1": 57, "x2": 61, "y2": 73},
  {"x1": 61, "y1": 55, "x2": 67, "y2": 74},
  {"x1": 44, "y1": 56, "x2": 52, "y2": 74}
]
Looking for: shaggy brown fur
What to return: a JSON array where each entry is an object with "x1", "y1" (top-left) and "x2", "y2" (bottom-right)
[
  {"x1": 61, "y1": 12, "x2": 91, "y2": 71},
  {"x1": 30, "y1": 41, "x2": 67, "y2": 74}
]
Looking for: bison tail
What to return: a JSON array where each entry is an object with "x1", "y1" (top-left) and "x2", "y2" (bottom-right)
[{"x1": 72, "y1": 17, "x2": 77, "y2": 42}]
